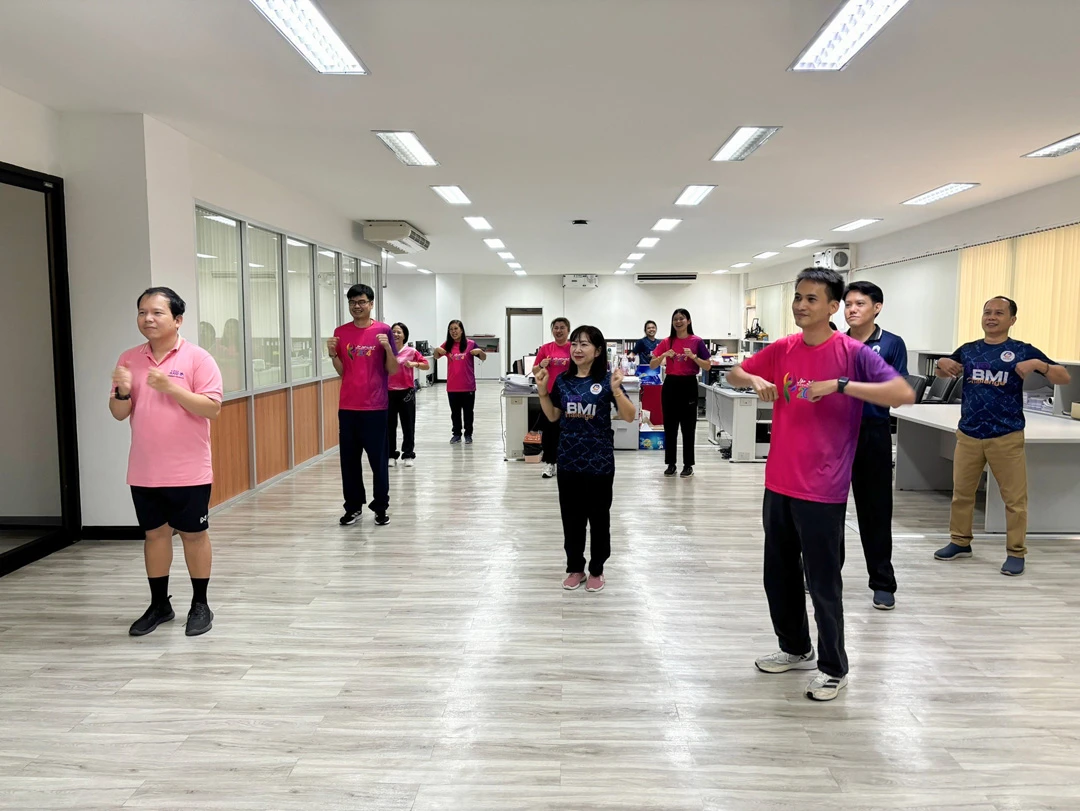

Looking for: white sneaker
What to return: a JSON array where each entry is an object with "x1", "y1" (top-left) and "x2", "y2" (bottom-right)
[
  {"x1": 805, "y1": 671, "x2": 848, "y2": 701},
  {"x1": 542, "y1": 463, "x2": 556, "y2": 479},
  {"x1": 389, "y1": 458, "x2": 397, "y2": 468},
  {"x1": 403, "y1": 459, "x2": 414, "y2": 468},
  {"x1": 754, "y1": 649, "x2": 817, "y2": 674}
]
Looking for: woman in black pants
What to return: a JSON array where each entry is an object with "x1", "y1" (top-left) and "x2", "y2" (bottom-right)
[
  {"x1": 434, "y1": 320, "x2": 486, "y2": 443},
  {"x1": 387, "y1": 322, "x2": 429, "y2": 467},
  {"x1": 650, "y1": 308, "x2": 711, "y2": 478}
]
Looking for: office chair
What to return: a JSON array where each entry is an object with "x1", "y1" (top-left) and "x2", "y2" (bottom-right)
[
  {"x1": 905, "y1": 374, "x2": 930, "y2": 403},
  {"x1": 923, "y1": 375, "x2": 956, "y2": 404},
  {"x1": 948, "y1": 377, "x2": 963, "y2": 404}
]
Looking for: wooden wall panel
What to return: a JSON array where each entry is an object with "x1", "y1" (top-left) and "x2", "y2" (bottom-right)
[
  {"x1": 292, "y1": 383, "x2": 320, "y2": 466},
  {"x1": 322, "y1": 377, "x2": 341, "y2": 450},
  {"x1": 254, "y1": 390, "x2": 289, "y2": 484},
  {"x1": 210, "y1": 398, "x2": 251, "y2": 508}
]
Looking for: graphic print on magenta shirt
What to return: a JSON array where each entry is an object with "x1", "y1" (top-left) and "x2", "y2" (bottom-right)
[
  {"x1": 654, "y1": 335, "x2": 710, "y2": 376},
  {"x1": 740, "y1": 332, "x2": 898, "y2": 504},
  {"x1": 534, "y1": 341, "x2": 572, "y2": 393},
  {"x1": 445, "y1": 338, "x2": 478, "y2": 393},
  {"x1": 334, "y1": 321, "x2": 396, "y2": 411},
  {"x1": 389, "y1": 346, "x2": 426, "y2": 391}
]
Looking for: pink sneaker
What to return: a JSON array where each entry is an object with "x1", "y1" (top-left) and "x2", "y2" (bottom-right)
[
  {"x1": 562, "y1": 572, "x2": 587, "y2": 590},
  {"x1": 585, "y1": 574, "x2": 605, "y2": 592}
]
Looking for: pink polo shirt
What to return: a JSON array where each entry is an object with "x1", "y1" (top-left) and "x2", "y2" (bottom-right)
[{"x1": 116, "y1": 337, "x2": 223, "y2": 488}]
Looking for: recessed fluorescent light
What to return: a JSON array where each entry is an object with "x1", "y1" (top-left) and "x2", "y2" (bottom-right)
[
  {"x1": 373, "y1": 131, "x2": 438, "y2": 166},
  {"x1": 731, "y1": 262, "x2": 751, "y2": 268},
  {"x1": 1023, "y1": 132, "x2": 1080, "y2": 158},
  {"x1": 711, "y1": 126, "x2": 782, "y2": 162},
  {"x1": 196, "y1": 253, "x2": 217, "y2": 260},
  {"x1": 318, "y1": 250, "x2": 336, "y2": 258},
  {"x1": 507, "y1": 263, "x2": 523, "y2": 269},
  {"x1": 416, "y1": 268, "x2": 433, "y2": 274},
  {"x1": 712, "y1": 269, "x2": 729, "y2": 274},
  {"x1": 248, "y1": 0, "x2": 367, "y2": 74},
  {"x1": 753, "y1": 251, "x2": 780, "y2": 259},
  {"x1": 832, "y1": 218, "x2": 881, "y2": 232},
  {"x1": 484, "y1": 238, "x2": 506, "y2": 249},
  {"x1": 397, "y1": 260, "x2": 416, "y2": 267},
  {"x1": 513, "y1": 270, "x2": 527, "y2": 277},
  {"x1": 902, "y1": 183, "x2": 980, "y2": 206},
  {"x1": 790, "y1": 0, "x2": 911, "y2": 72},
  {"x1": 786, "y1": 239, "x2": 821, "y2": 249},
  {"x1": 652, "y1": 218, "x2": 682, "y2": 232},
  {"x1": 674, "y1": 185, "x2": 716, "y2": 206},
  {"x1": 614, "y1": 270, "x2": 627, "y2": 275},
  {"x1": 248, "y1": 263, "x2": 265, "y2": 268},
  {"x1": 202, "y1": 214, "x2": 236, "y2": 227},
  {"x1": 637, "y1": 237, "x2": 660, "y2": 248},
  {"x1": 464, "y1": 216, "x2": 492, "y2": 230},
  {"x1": 620, "y1": 263, "x2": 635, "y2": 270},
  {"x1": 431, "y1": 185, "x2": 471, "y2": 204},
  {"x1": 627, "y1": 253, "x2": 645, "y2": 261},
  {"x1": 497, "y1": 252, "x2": 515, "y2": 260},
  {"x1": 286, "y1": 238, "x2": 306, "y2": 247}
]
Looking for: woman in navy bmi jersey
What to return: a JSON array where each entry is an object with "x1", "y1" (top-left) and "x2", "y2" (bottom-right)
[{"x1": 535, "y1": 325, "x2": 637, "y2": 593}]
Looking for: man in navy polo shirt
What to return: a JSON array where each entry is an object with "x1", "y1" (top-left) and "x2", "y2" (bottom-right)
[
  {"x1": 934, "y1": 296, "x2": 1070, "y2": 576},
  {"x1": 844, "y1": 281, "x2": 908, "y2": 610}
]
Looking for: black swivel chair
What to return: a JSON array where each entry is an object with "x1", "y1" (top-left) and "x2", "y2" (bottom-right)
[
  {"x1": 905, "y1": 374, "x2": 930, "y2": 403},
  {"x1": 923, "y1": 375, "x2": 957, "y2": 404},
  {"x1": 947, "y1": 377, "x2": 963, "y2": 404}
]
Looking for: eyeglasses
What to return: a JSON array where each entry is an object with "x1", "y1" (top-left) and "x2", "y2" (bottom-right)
[{"x1": 349, "y1": 299, "x2": 372, "y2": 306}]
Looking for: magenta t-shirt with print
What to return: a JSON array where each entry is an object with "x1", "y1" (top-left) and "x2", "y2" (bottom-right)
[
  {"x1": 389, "y1": 347, "x2": 426, "y2": 391},
  {"x1": 740, "y1": 332, "x2": 899, "y2": 504},
  {"x1": 534, "y1": 341, "x2": 572, "y2": 392},
  {"x1": 445, "y1": 339, "x2": 478, "y2": 393},
  {"x1": 334, "y1": 321, "x2": 396, "y2": 411},
  {"x1": 654, "y1": 335, "x2": 709, "y2": 376}
]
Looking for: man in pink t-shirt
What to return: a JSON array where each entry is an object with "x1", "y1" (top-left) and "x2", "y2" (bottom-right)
[
  {"x1": 109, "y1": 287, "x2": 223, "y2": 638},
  {"x1": 728, "y1": 268, "x2": 914, "y2": 702},
  {"x1": 328, "y1": 283, "x2": 398, "y2": 527},
  {"x1": 531, "y1": 317, "x2": 572, "y2": 479}
]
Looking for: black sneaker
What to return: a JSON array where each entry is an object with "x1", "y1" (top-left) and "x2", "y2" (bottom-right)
[
  {"x1": 664, "y1": 464, "x2": 677, "y2": 477},
  {"x1": 339, "y1": 510, "x2": 362, "y2": 526},
  {"x1": 680, "y1": 465, "x2": 694, "y2": 478},
  {"x1": 129, "y1": 601, "x2": 175, "y2": 636},
  {"x1": 464, "y1": 436, "x2": 474, "y2": 444},
  {"x1": 374, "y1": 513, "x2": 390, "y2": 526},
  {"x1": 185, "y1": 603, "x2": 214, "y2": 636}
]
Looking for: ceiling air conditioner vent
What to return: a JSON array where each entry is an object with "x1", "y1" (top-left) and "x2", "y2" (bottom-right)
[
  {"x1": 362, "y1": 220, "x2": 430, "y2": 254},
  {"x1": 634, "y1": 273, "x2": 698, "y2": 285}
]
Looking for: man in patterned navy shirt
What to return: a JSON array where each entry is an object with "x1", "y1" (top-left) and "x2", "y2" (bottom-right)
[{"x1": 934, "y1": 296, "x2": 1071, "y2": 576}]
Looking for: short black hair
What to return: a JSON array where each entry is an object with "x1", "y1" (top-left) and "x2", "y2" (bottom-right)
[
  {"x1": 551, "y1": 317, "x2": 570, "y2": 329},
  {"x1": 795, "y1": 268, "x2": 844, "y2": 303},
  {"x1": 566, "y1": 325, "x2": 608, "y2": 382},
  {"x1": 347, "y1": 283, "x2": 375, "y2": 302},
  {"x1": 986, "y1": 296, "x2": 1017, "y2": 317},
  {"x1": 844, "y1": 280, "x2": 883, "y2": 305},
  {"x1": 391, "y1": 322, "x2": 410, "y2": 343},
  {"x1": 644, "y1": 320, "x2": 657, "y2": 331},
  {"x1": 137, "y1": 287, "x2": 186, "y2": 318}
]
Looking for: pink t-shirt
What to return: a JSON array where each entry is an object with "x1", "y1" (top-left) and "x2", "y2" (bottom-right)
[
  {"x1": 389, "y1": 347, "x2": 426, "y2": 391},
  {"x1": 533, "y1": 341, "x2": 572, "y2": 392},
  {"x1": 334, "y1": 321, "x2": 396, "y2": 411},
  {"x1": 445, "y1": 339, "x2": 478, "y2": 393},
  {"x1": 740, "y1": 332, "x2": 899, "y2": 504},
  {"x1": 654, "y1": 335, "x2": 709, "y2": 376},
  {"x1": 116, "y1": 337, "x2": 223, "y2": 488}
]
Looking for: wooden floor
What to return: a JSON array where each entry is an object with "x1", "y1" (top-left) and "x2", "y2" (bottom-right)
[{"x1": 2, "y1": 384, "x2": 1080, "y2": 811}]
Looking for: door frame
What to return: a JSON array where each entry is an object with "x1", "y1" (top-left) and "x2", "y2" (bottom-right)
[
  {"x1": 505, "y1": 307, "x2": 543, "y2": 374},
  {"x1": 0, "y1": 160, "x2": 80, "y2": 577}
]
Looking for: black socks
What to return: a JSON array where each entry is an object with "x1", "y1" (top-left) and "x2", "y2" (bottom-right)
[
  {"x1": 191, "y1": 578, "x2": 209, "y2": 607},
  {"x1": 148, "y1": 575, "x2": 170, "y2": 607}
]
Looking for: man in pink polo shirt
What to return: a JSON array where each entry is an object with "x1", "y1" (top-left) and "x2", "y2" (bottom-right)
[{"x1": 110, "y1": 287, "x2": 223, "y2": 638}]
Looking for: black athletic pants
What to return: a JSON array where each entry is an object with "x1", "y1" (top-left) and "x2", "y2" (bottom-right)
[
  {"x1": 558, "y1": 470, "x2": 614, "y2": 577},
  {"x1": 339, "y1": 409, "x2": 389, "y2": 515},
  {"x1": 661, "y1": 374, "x2": 698, "y2": 466},
  {"x1": 387, "y1": 388, "x2": 417, "y2": 459},
  {"x1": 447, "y1": 391, "x2": 475, "y2": 438},
  {"x1": 850, "y1": 418, "x2": 897, "y2": 593},
  {"x1": 540, "y1": 412, "x2": 561, "y2": 464}
]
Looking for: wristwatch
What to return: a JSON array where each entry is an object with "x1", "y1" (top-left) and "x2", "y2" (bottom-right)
[
  {"x1": 837, "y1": 377, "x2": 849, "y2": 395},
  {"x1": 114, "y1": 387, "x2": 131, "y2": 401}
]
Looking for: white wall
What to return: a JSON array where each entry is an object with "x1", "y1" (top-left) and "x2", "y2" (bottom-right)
[
  {"x1": 0, "y1": 85, "x2": 62, "y2": 176},
  {"x1": 0, "y1": 182, "x2": 62, "y2": 518},
  {"x1": 383, "y1": 273, "x2": 437, "y2": 348}
]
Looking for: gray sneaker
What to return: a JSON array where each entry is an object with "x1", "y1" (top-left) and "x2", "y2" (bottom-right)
[
  {"x1": 755, "y1": 649, "x2": 817, "y2": 674},
  {"x1": 805, "y1": 672, "x2": 848, "y2": 701},
  {"x1": 1001, "y1": 556, "x2": 1025, "y2": 576},
  {"x1": 934, "y1": 542, "x2": 972, "y2": 560}
]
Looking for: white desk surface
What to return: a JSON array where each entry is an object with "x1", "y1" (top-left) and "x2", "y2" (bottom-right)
[
  {"x1": 702, "y1": 384, "x2": 759, "y2": 400},
  {"x1": 892, "y1": 404, "x2": 1080, "y2": 443}
]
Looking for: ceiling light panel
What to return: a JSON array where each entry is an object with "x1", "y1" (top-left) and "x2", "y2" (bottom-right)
[
  {"x1": 637, "y1": 237, "x2": 660, "y2": 248},
  {"x1": 416, "y1": 268, "x2": 433, "y2": 274},
  {"x1": 791, "y1": 0, "x2": 911, "y2": 72},
  {"x1": 711, "y1": 126, "x2": 782, "y2": 162},
  {"x1": 731, "y1": 262, "x2": 751, "y2": 268},
  {"x1": 397, "y1": 261, "x2": 416, "y2": 267},
  {"x1": 431, "y1": 185, "x2": 471, "y2": 205},
  {"x1": 249, "y1": 0, "x2": 367, "y2": 74},
  {"x1": 484, "y1": 238, "x2": 506, "y2": 249},
  {"x1": 1023, "y1": 132, "x2": 1080, "y2": 158},
  {"x1": 614, "y1": 270, "x2": 627, "y2": 275},
  {"x1": 464, "y1": 217, "x2": 492, "y2": 230},
  {"x1": 753, "y1": 251, "x2": 780, "y2": 259},
  {"x1": 497, "y1": 252, "x2": 515, "y2": 259},
  {"x1": 712, "y1": 269, "x2": 729, "y2": 274},
  {"x1": 627, "y1": 253, "x2": 645, "y2": 261},
  {"x1": 514, "y1": 270, "x2": 527, "y2": 276},
  {"x1": 902, "y1": 183, "x2": 980, "y2": 206},
  {"x1": 675, "y1": 185, "x2": 716, "y2": 206},
  {"x1": 652, "y1": 218, "x2": 682, "y2": 232},
  {"x1": 507, "y1": 263, "x2": 523, "y2": 269},
  {"x1": 786, "y1": 239, "x2": 820, "y2": 248},
  {"x1": 832, "y1": 218, "x2": 881, "y2": 232},
  {"x1": 620, "y1": 263, "x2": 635, "y2": 270},
  {"x1": 373, "y1": 131, "x2": 438, "y2": 166}
]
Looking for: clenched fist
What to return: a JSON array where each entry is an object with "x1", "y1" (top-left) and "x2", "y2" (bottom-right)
[
  {"x1": 326, "y1": 336, "x2": 340, "y2": 357},
  {"x1": 611, "y1": 368, "x2": 624, "y2": 389},
  {"x1": 377, "y1": 333, "x2": 391, "y2": 348},
  {"x1": 534, "y1": 366, "x2": 549, "y2": 390},
  {"x1": 146, "y1": 367, "x2": 173, "y2": 393},
  {"x1": 112, "y1": 365, "x2": 133, "y2": 396}
]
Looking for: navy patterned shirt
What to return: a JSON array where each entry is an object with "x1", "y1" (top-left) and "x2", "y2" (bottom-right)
[
  {"x1": 948, "y1": 338, "x2": 1052, "y2": 439},
  {"x1": 550, "y1": 372, "x2": 626, "y2": 475}
]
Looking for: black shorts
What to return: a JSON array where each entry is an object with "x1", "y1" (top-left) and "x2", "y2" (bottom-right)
[{"x1": 130, "y1": 485, "x2": 212, "y2": 534}]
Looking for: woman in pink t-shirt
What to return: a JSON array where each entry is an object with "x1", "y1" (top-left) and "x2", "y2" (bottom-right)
[
  {"x1": 650, "y1": 308, "x2": 712, "y2": 478},
  {"x1": 531, "y1": 316, "x2": 572, "y2": 479},
  {"x1": 433, "y1": 320, "x2": 487, "y2": 443},
  {"x1": 387, "y1": 322, "x2": 430, "y2": 467}
]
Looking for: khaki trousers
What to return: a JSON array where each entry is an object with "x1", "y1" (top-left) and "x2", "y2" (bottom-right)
[{"x1": 948, "y1": 430, "x2": 1028, "y2": 557}]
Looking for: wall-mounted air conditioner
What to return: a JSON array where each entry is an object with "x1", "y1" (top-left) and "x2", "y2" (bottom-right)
[
  {"x1": 563, "y1": 274, "x2": 599, "y2": 289},
  {"x1": 634, "y1": 273, "x2": 698, "y2": 284},
  {"x1": 362, "y1": 220, "x2": 430, "y2": 254},
  {"x1": 813, "y1": 245, "x2": 855, "y2": 271}
]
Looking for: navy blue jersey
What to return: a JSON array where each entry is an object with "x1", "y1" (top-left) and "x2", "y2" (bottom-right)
[
  {"x1": 948, "y1": 339, "x2": 1052, "y2": 439},
  {"x1": 849, "y1": 326, "x2": 908, "y2": 421},
  {"x1": 551, "y1": 372, "x2": 626, "y2": 475}
]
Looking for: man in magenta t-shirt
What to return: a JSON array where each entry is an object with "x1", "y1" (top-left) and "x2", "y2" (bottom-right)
[
  {"x1": 728, "y1": 268, "x2": 915, "y2": 702},
  {"x1": 531, "y1": 317, "x2": 572, "y2": 479},
  {"x1": 328, "y1": 283, "x2": 398, "y2": 527},
  {"x1": 109, "y1": 287, "x2": 223, "y2": 638}
]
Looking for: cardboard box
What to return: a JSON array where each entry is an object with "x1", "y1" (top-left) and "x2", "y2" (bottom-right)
[{"x1": 639, "y1": 427, "x2": 665, "y2": 451}]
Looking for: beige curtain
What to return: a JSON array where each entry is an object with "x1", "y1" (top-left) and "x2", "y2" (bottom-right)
[
  {"x1": 1013, "y1": 224, "x2": 1080, "y2": 360},
  {"x1": 958, "y1": 240, "x2": 1014, "y2": 344},
  {"x1": 781, "y1": 281, "x2": 797, "y2": 337}
]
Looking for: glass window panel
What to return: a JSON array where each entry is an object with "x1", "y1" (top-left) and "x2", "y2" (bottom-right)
[
  {"x1": 194, "y1": 207, "x2": 246, "y2": 393},
  {"x1": 247, "y1": 225, "x2": 284, "y2": 388},
  {"x1": 317, "y1": 248, "x2": 339, "y2": 376},
  {"x1": 341, "y1": 254, "x2": 358, "y2": 309},
  {"x1": 360, "y1": 260, "x2": 379, "y2": 318},
  {"x1": 286, "y1": 238, "x2": 315, "y2": 382}
]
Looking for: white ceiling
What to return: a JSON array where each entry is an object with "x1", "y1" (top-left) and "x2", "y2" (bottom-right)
[{"x1": 2, "y1": 0, "x2": 1080, "y2": 277}]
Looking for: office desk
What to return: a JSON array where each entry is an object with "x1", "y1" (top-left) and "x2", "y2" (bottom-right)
[
  {"x1": 893, "y1": 404, "x2": 1080, "y2": 533},
  {"x1": 703, "y1": 385, "x2": 771, "y2": 462}
]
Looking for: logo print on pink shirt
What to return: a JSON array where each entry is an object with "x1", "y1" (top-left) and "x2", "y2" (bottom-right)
[
  {"x1": 168, "y1": 369, "x2": 186, "y2": 379},
  {"x1": 782, "y1": 373, "x2": 814, "y2": 402},
  {"x1": 347, "y1": 343, "x2": 375, "y2": 359}
]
